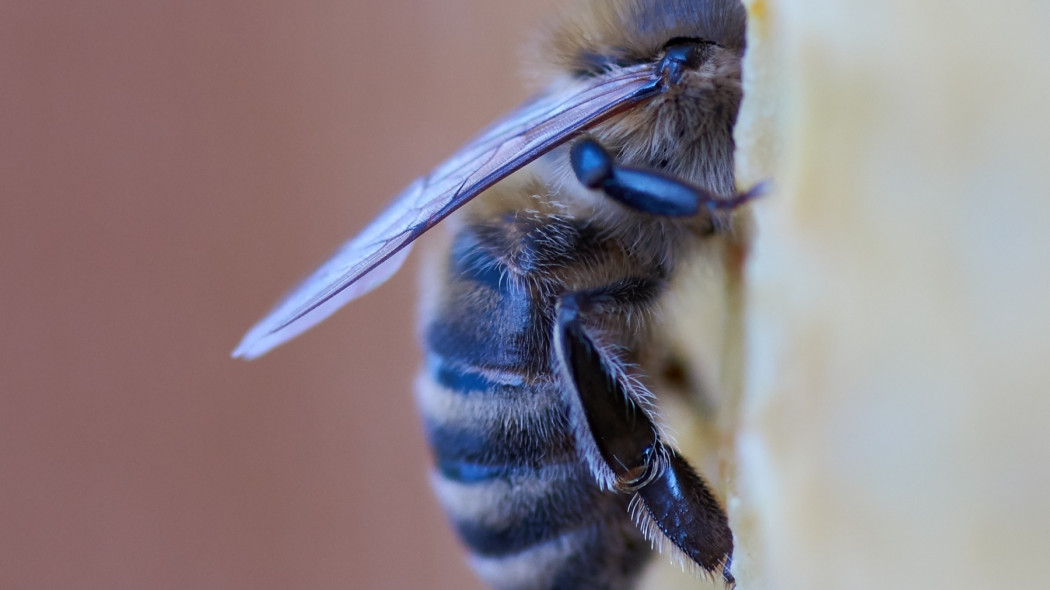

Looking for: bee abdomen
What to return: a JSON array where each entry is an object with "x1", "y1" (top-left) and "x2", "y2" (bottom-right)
[
  {"x1": 417, "y1": 357, "x2": 581, "y2": 545},
  {"x1": 442, "y1": 467, "x2": 594, "y2": 558},
  {"x1": 416, "y1": 358, "x2": 647, "y2": 589},
  {"x1": 416, "y1": 220, "x2": 651, "y2": 588}
]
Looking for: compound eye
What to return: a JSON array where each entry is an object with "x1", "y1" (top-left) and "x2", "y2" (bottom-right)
[
  {"x1": 662, "y1": 36, "x2": 719, "y2": 50},
  {"x1": 661, "y1": 37, "x2": 720, "y2": 70}
]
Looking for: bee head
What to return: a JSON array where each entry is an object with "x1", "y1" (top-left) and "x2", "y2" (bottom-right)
[
  {"x1": 527, "y1": 1, "x2": 747, "y2": 197},
  {"x1": 531, "y1": 0, "x2": 746, "y2": 81}
]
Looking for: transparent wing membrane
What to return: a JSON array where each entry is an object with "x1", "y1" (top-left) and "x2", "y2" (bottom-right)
[{"x1": 234, "y1": 64, "x2": 663, "y2": 359}]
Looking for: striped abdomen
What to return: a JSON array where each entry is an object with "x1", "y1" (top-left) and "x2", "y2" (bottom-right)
[{"x1": 416, "y1": 220, "x2": 651, "y2": 590}]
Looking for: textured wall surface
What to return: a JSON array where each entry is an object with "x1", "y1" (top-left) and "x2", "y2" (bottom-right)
[{"x1": 735, "y1": 1, "x2": 1050, "y2": 589}]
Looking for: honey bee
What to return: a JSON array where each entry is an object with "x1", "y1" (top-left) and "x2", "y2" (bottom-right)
[{"x1": 235, "y1": 0, "x2": 757, "y2": 588}]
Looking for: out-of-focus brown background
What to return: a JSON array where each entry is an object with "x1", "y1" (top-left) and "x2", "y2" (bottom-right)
[{"x1": 1, "y1": 2, "x2": 554, "y2": 589}]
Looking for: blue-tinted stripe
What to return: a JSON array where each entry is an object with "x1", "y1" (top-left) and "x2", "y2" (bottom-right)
[
  {"x1": 435, "y1": 457, "x2": 519, "y2": 483},
  {"x1": 425, "y1": 354, "x2": 512, "y2": 394},
  {"x1": 452, "y1": 472, "x2": 597, "y2": 557},
  {"x1": 426, "y1": 313, "x2": 537, "y2": 371},
  {"x1": 425, "y1": 419, "x2": 570, "y2": 469},
  {"x1": 455, "y1": 513, "x2": 571, "y2": 558}
]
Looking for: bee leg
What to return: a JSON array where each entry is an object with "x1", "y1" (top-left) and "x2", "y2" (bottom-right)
[
  {"x1": 555, "y1": 290, "x2": 735, "y2": 584},
  {"x1": 570, "y1": 137, "x2": 763, "y2": 217}
]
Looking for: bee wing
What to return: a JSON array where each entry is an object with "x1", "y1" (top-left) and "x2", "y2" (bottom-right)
[{"x1": 234, "y1": 64, "x2": 663, "y2": 359}]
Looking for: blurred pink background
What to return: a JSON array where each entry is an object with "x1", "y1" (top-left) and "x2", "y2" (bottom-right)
[{"x1": 1, "y1": 1, "x2": 556, "y2": 588}]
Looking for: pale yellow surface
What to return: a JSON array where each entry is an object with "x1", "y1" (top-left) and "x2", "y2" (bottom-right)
[{"x1": 732, "y1": 1, "x2": 1050, "y2": 590}]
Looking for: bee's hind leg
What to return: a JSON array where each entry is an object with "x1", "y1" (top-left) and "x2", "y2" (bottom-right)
[
  {"x1": 570, "y1": 137, "x2": 762, "y2": 218},
  {"x1": 554, "y1": 288, "x2": 735, "y2": 585}
]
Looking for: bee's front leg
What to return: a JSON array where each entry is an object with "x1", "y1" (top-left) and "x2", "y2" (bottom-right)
[
  {"x1": 553, "y1": 287, "x2": 735, "y2": 585},
  {"x1": 570, "y1": 137, "x2": 762, "y2": 217}
]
